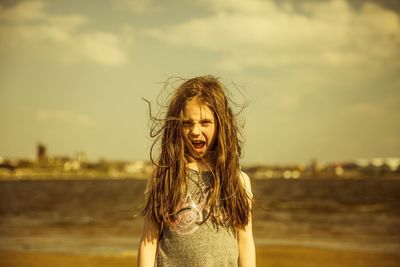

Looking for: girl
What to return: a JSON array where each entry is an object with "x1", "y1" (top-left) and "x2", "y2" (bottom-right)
[{"x1": 138, "y1": 75, "x2": 255, "y2": 267}]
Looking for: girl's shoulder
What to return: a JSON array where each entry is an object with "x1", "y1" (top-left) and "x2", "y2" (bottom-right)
[{"x1": 239, "y1": 170, "x2": 253, "y2": 197}]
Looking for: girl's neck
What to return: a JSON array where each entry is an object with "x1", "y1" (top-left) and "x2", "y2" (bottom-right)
[
  {"x1": 187, "y1": 154, "x2": 216, "y2": 173},
  {"x1": 186, "y1": 151, "x2": 217, "y2": 172}
]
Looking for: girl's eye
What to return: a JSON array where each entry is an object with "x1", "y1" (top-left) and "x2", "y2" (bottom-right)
[
  {"x1": 201, "y1": 120, "x2": 212, "y2": 126},
  {"x1": 182, "y1": 121, "x2": 192, "y2": 127}
]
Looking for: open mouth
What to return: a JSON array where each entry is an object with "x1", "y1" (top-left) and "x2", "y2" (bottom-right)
[{"x1": 191, "y1": 140, "x2": 206, "y2": 149}]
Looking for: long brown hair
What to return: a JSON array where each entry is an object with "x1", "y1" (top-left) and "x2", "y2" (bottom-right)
[{"x1": 142, "y1": 75, "x2": 251, "y2": 229}]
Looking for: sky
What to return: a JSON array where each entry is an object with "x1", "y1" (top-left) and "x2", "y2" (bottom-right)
[{"x1": 0, "y1": 0, "x2": 399, "y2": 165}]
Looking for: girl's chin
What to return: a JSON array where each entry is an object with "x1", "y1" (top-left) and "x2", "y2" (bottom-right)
[
  {"x1": 194, "y1": 147, "x2": 206, "y2": 155},
  {"x1": 190, "y1": 146, "x2": 208, "y2": 157},
  {"x1": 192, "y1": 148, "x2": 217, "y2": 159}
]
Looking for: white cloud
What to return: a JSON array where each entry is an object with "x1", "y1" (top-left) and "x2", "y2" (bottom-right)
[
  {"x1": 0, "y1": 1, "x2": 45, "y2": 22},
  {"x1": 78, "y1": 32, "x2": 127, "y2": 65},
  {"x1": 198, "y1": 0, "x2": 279, "y2": 15},
  {"x1": 0, "y1": 1, "x2": 128, "y2": 66},
  {"x1": 111, "y1": 0, "x2": 158, "y2": 14},
  {"x1": 36, "y1": 108, "x2": 95, "y2": 127},
  {"x1": 146, "y1": 0, "x2": 400, "y2": 72}
]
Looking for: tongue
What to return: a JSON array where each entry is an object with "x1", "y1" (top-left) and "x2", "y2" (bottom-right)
[{"x1": 193, "y1": 142, "x2": 205, "y2": 149}]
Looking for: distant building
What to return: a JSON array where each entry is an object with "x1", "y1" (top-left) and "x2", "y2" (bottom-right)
[
  {"x1": 37, "y1": 143, "x2": 47, "y2": 162},
  {"x1": 244, "y1": 165, "x2": 301, "y2": 179},
  {"x1": 74, "y1": 151, "x2": 87, "y2": 163}
]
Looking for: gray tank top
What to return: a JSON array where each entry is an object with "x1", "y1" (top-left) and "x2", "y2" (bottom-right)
[{"x1": 156, "y1": 170, "x2": 238, "y2": 267}]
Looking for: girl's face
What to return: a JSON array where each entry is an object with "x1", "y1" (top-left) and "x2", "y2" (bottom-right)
[{"x1": 182, "y1": 98, "x2": 217, "y2": 158}]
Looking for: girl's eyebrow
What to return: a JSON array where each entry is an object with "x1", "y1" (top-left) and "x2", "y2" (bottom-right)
[{"x1": 181, "y1": 116, "x2": 214, "y2": 121}]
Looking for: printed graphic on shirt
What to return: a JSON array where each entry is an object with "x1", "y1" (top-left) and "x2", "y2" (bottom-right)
[
  {"x1": 171, "y1": 183, "x2": 210, "y2": 235},
  {"x1": 170, "y1": 194, "x2": 203, "y2": 235}
]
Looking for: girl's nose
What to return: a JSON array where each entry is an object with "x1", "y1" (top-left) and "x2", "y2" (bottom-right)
[{"x1": 191, "y1": 123, "x2": 201, "y2": 136}]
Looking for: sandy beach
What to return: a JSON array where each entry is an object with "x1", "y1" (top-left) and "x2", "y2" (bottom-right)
[{"x1": 1, "y1": 246, "x2": 400, "y2": 267}]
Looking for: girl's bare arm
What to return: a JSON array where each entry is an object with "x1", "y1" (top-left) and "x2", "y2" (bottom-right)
[
  {"x1": 137, "y1": 213, "x2": 160, "y2": 267},
  {"x1": 137, "y1": 177, "x2": 160, "y2": 267},
  {"x1": 237, "y1": 172, "x2": 256, "y2": 267}
]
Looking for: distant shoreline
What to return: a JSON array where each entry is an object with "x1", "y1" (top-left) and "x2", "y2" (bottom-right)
[
  {"x1": 1, "y1": 175, "x2": 400, "y2": 181},
  {"x1": 0, "y1": 174, "x2": 149, "y2": 181}
]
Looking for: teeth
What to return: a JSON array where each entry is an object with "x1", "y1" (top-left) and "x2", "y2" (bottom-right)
[{"x1": 191, "y1": 140, "x2": 205, "y2": 148}]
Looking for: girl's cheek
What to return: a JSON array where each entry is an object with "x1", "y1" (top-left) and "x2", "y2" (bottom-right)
[
  {"x1": 184, "y1": 135, "x2": 191, "y2": 144},
  {"x1": 183, "y1": 128, "x2": 190, "y2": 137}
]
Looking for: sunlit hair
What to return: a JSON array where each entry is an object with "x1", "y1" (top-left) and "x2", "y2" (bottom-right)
[{"x1": 142, "y1": 75, "x2": 251, "y2": 229}]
